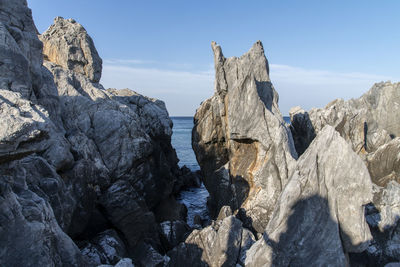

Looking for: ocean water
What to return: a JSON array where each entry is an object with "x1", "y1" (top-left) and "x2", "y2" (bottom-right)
[{"x1": 171, "y1": 117, "x2": 209, "y2": 227}]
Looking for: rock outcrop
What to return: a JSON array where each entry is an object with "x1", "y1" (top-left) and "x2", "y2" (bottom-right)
[
  {"x1": 290, "y1": 80, "x2": 400, "y2": 265},
  {"x1": 192, "y1": 41, "x2": 297, "y2": 233},
  {"x1": 245, "y1": 125, "x2": 373, "y2": 266},
  {"x1": 39, "y1": 17, "x2": 102, "y2": 83},
  {"x1": 167, "y1": 214, "x2": 255, "y2": 267},
  {"x1": 290, "y1": 81, "x2": 400, "y2": 158},
  {"x1": 0, "y1": 2, "x2": 186, "y2": 266}
]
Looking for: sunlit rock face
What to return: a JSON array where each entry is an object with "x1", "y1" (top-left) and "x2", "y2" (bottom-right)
[
  {"x1": 245, "y1": 126, "x2": 373, "y2": 267},
  {"x1": 192, "y1": 41, "x2": 297, "y2": 233},
  {"x1": 39, "y1": 17, "x2": 102, "y2": 83},
  {"x1": 290, "y1": 81, "x2": 400, "y2": 265}
]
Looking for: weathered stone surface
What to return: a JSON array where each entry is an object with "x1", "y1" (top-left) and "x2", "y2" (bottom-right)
[
  {"x1": 81, "y1": 229, "x2": 127, "y2": 266},
  {"x1": 192, "y1": 41, "x2": 297, "y2": 232},
  {"x1": 40, "y1": 16, "x2": 102, "y2": 83},
  {"x1": 159, "y1": 220, "x2": 191, "y2": 251},
  {"x1": 245, "y1": 126, "x2": 373, "y2": 266},
  {"x1": 361, "y1": 181, "x2": 400, "y2": 265},
  {"x1": 168, "y1": 215, "x2": 255, "y2": 267},
  {"x1": 0, "y1": 1, "x2": 184, "y2": 265},
  {"x1": 100, "y1": 180, "x2": 159, "y2": 250},
  {"x1": 0, "y1": 164, "x2": 86, "y2": 266},
  {"x1": 367, "y1": 138, "x2": 400, "y2": 187},
  {"x1": 290, "y1": 82, "x2": 400, "y2": 157},
  {"x1": 0, "y1": 0, "x2": 43, "y2": 99}
]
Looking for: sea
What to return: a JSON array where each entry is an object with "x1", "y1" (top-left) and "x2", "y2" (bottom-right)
[
  {"x1": 172, "y1": 116, "x2": 290, "y2": 226},
  {"x1": 171, "y1": 117, "x2": 209, "y2": 227}
]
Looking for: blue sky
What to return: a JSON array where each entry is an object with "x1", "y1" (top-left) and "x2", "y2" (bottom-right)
[{"x1": 29, "y1": 0, "x2": 400, "y2": 116}]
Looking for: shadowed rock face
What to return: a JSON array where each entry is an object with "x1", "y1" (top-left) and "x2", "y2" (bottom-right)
[
  {"x1": 40, "y1": 17, "x2": 102, "y2": 83},
  {"x1": 192, "y1": 41, "x2": 297, "y2": 233},
  {"x1": 245, "y1": 126, "x2": 373, "y2": 267}
]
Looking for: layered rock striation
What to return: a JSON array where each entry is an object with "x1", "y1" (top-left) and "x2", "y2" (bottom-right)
[
  {"x1": 192, "y1": 41, "x2": 297, "y2": 233},
  {"x1": 0, "y1": 2, "x2": 189, "y2": 266}
]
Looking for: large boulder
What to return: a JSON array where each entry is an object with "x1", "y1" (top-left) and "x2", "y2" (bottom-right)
[
  {"x1": 192, "y1": 41, "x2": 297, "y2": 233},
  {"x1": 39, "y1": 17, "x2": 102, "y2": 83},
  {"x1": 167, "y1": 215, "x2": 255, "y2": 267},
  {"x1": 245, "y1": 126, "x2": 373, "y2": 266}
]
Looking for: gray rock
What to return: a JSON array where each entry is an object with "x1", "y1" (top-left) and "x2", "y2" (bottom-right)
[
  {"x1": 367, "y1": 138, "x2": 400, "y2": 186},
  {"x1": 159, "y1": 220, "x2": 191, "y2": 250},
  {"x1": 0, "y1": 166, "x2": 86, "y2": 266},
  {"x1": 0, "y1": 1, "x2": 182, "y2": 265},
  {"x1": 40, "y1": 17, "x2": 102, "y2": 83},
  {"x1": 245, "y1": 126, "x2": 373, "y2": 266},
  {"x1": 132, "y1": 242, "x2": 169, "y2": 267},
  {"x1": 81, "y1": 229, "x2": 127, "y2": 265},
  {"x1": 100, "y1": 180, "x2": 159, "y2": 250},
  {"x1": 0, "y1": 0, "x2": 43, "y2": 99},
  {"x1": 290, "y1": 81, "x2": 400, "y2": 158},
  {"x1": 115, "y1": 258, "x2": 135, "y2": 267},
  {"x1": 216, "y1": 205, "x2": 232, "y2": 221},
  {"x1": 168, "y1": 215, "x2": 255, "y2": 267},
  {"x1": 192, "y1": 41, "x2": 297, "y2": 232},
  {"x1": 363, "y1": 181, "x2": 400, "y2": 264}
]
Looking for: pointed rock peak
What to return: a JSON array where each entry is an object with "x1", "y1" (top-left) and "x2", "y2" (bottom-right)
[
  {"x1": 211, "y1": 41, "x2": 225, "y2": 63},
  {"x1": 249, "y1": 40, "x2": 264, "y2": 53},
  {"x1": 40, "y1": 17, "x2": 102, "y2": 83}
]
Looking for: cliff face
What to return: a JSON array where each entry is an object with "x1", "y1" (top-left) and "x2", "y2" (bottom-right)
[
  {"x1": 0, "y1": 1, "x2": 185, "y2": 266},
  {"x1": 192, "y1": 41, "x2": 297, "y2": 232}
]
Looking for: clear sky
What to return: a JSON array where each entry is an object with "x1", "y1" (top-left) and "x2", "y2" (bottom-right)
[{"x1": 29, "y1": 0, "x2": 400, "y2": 116}]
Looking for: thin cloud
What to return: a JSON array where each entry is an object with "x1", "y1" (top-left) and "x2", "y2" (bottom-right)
[{"x1": 100, "y1": 60, "x2": 396, "y2": 116}]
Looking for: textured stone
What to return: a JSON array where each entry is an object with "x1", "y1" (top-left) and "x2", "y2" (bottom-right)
[
  {"x1": 192, "y1": 41, "x2": 297, "y2": 232},
  {"x1": 81, "y1": 229, "x2": 127, "y2": 266},
  {"x1": 40, "y1": 17, "x2": 102, "y2": 83},
  {"x1": 0, "y1": 1, "x2": 183, "y2": 265},
  {"x1": 168, "y1": 215, "x2": 255, "y2": 267},
  {"x1": 0, "y1": 166, "x2": 86, "y2": 266},
  {"x1": 245, "y1": 126, "x2": 373, "y2": 266},
  {"x1": 0, "y1": 0, "x2": 43, "y2": 99},
  {"x1": 290, "y1": 82, "x2": 400, "y2": 157},
  {"x1": 367, "y1": 138, "x2": 400, "y2": 187},
  {"x1": 362, "y1": 181, "x2": 400, "y2": 265},
  {"x1": 159, "y1": 220, "x2": 191, "y2": 250},
  {"x1": 100, "y1": 180, "x2": 159, "y2": 250}
]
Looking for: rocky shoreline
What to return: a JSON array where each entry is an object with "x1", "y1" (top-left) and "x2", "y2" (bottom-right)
[{"x1": 1, "y1": 1, "x2": 399, "y2": 266}]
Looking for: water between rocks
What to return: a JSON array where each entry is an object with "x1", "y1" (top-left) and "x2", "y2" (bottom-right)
[{"x1": 171, "y1": 117, "x2": 210, "y2": 227}]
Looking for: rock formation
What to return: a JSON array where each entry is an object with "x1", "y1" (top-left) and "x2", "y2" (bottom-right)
[
  {"x1": 244, "y1": 126, "x2": 373, "y2": 266},
  {"x1": 39, "y1": 17, "x2": 102, "y2": 83},
  {"x1": 290, "y1": 80, "x2": 400, "y2": 265},
  {"x1": 192, "y1": 41, "x2": 297, "y2": 233},
  {"x1": 289, "y1": 81, "x2": 400, "y2": 159},
  {"x1": 0, "y1": 1, "x2": 189, "y2": 266},
  {"x1": 167, "y1": 211, "x2": 256, "y2": 267}
]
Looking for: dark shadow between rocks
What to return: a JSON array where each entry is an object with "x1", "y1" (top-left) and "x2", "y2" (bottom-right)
[
  {"x1": 255, "y1": 80, "x2": 274, "y2": 112},
  {"x1": 349, "y1": 202, "x2": 400, "y2": 266},
  {"x1": 290, "y1": 111, "x2": 316, "y2": 156}
]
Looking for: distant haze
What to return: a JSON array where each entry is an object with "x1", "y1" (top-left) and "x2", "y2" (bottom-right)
[{"x1": 30, "y1": 0, "x2": 400, "y2": 116}]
